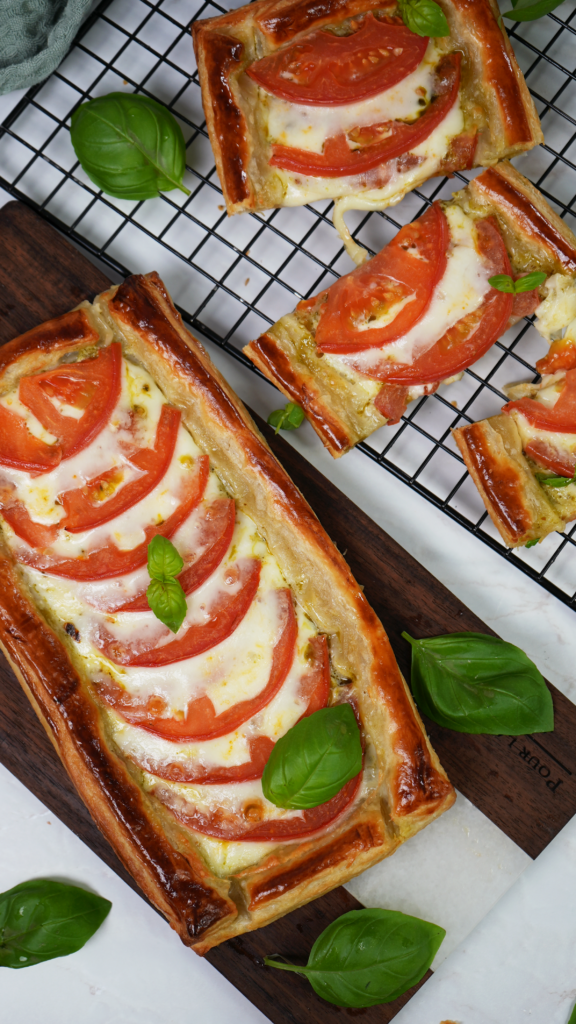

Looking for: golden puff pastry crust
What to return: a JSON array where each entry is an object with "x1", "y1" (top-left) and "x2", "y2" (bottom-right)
[
  {"x1": 244, "y1": 162, "x2": 576, "y2": 457},
  {"x1": 0, "y1": 273, "x2": 454, "y2": 954},
  {"x1": 192, "y1": 0, "x2": 542, "y2": 217}
]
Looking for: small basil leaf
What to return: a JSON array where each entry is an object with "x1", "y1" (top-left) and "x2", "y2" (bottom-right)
[
  {"x1": 147, "y1": 535, "x2": 184, "y2": 581},
  {"x1": 525, "y1": 537, "x2": 540, "y2": 548},
  {"x1": 147, "y1": 578, "x2": 187, "y2": 633},
  {"x1": 502, "y1": 0, "x2": 566, "y2": 20},
  {"x1": 267, "y1": 402, "x2": 305, "y2": 434},
  {"x1": 489, "y1": 274, "x2": 515, "y2": 293},
  {"x1": 402, "y1": 631, "x2": 554, "y2": 734},
  {"x1": 0, "y1": 879, "x2": 111, "y2": 969},
  {"x1": 262, "y1": 704, "x2": 362, "y2": 809},
  {"x1": 398, "y1": 0, "x2": 450, "y2": 37},
  {"x1": 536, "y1": 471, "x2": 575, "y2": 488},
  {"x1": 567, "y1": 1001, "x2": 576, "y2": 1024},
  {"x1": 70, "y1": 93, "x2": 191, "y2": 201},
  {"x1": 514, "y1": 271, "x2": 547, "y2": 293},
  {"x1": 265, "y1": 908, "x2": 445, "y2": 1008}
]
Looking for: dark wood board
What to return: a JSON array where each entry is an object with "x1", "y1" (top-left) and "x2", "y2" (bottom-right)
[{"x1": 0, "y1": 199, "x2": 574, "y2": 1021}]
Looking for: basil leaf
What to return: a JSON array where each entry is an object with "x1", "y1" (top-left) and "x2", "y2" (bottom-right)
[
  {"x1": 515, "y1": 271, "x2": 547, "y2": 293},
  {"x1": 536, "y1": 471, "x2": 576, "y2": 488},
  {"x1": 262, "y1": 704, "x2": 362, "y2": 809},
  {"x1": 402, "y1": 631, "x2": 554, "y2": 734},
  {"x1": 0, "y1": 879, "x2": 111, "y2": 969},
  {"x1": 148, "y1": 535, "x2": 184, "y2": 581},
  {"x1": 525, "y1": 537, "x2": 540, "y2": 548},
  {"x1": 397, "y1": 0, "x2": 450, "y2": 37},
  {"x1": 489, "y1": 274, "x2": 515, "y2": 293},
  {"x1": 70, "y1": 93, "x2": 191, "y2": 201},
  {"x1": 502, "y1": 0, "x2": 566, "y2": 21},
  {"x1": 265, "y1": 908, "x2": 445, "y2": 1007},
  {"x1": 267, "y1": 402, "x2": 305, "y2": 434},
  {"x1": 567, "y1": 1001, "x2": 576, "y2": 1024},
  {"x1": 147, "y1": 578, "x2": 187, "y2": 633}
]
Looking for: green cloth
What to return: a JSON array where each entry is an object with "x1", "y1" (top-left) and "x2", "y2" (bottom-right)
[{"x1": 0, "y1": 0, "x2": 93, "y2": 95}]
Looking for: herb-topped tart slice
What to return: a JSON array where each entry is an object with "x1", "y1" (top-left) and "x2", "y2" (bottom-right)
[
  {"x1": 193, "y1": 0, "x2": 542, "y2": 256},
  {"x1": 0, "y1": 272, "x2": 454, "y2": 954},
  {"x1": 245, "y1": 162, "x2": 576, "y2": 457}
]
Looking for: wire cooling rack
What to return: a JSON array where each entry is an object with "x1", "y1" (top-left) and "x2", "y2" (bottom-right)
[{"x1": 1, "y1": 0, "x2": 576, "y2": 607}]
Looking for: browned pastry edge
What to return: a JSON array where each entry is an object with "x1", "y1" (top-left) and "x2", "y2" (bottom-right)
[
  {"x1": 452, "y1": 415, "x2": 565, "y2": 547},
  {"x1": 243, "y1": 162, "x2": 576, "y2": 458},
  {"x1": 192, "y1": 0, "x2": 542, "y2": 216},
  {"x1": 0, "y1": 272, "x2": 454, "y2": 953}
]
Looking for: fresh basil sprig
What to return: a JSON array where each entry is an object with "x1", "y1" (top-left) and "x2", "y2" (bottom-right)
[
  {"x1": 70, "y1": 93, "x2": 191, "y2": 201},
  {"x1": 402, "y1": 631, "x2": 554, "y2": 734},
  {"x1": 488, "y1": 271, "x2": 547, "y2": 294},
  {"x1": 502, "y1": 0, "x2": 567, "y2": 22},
  {"x1": 0, "y1": 879, "x2": 111, "y2": 969},
  {"x1": 536, "y1": 467, "x2": 576, "y2": 488},
  {"x1": 525, "y1": 536, "x2": 540, "y2": 547},
  {"x1": 267, "y1": 402, "x2": 305, "y2": 435},
  {"x1": 146, "y1": 535, "x2": 187, "y2": 633},
  {"x1": 265, "y1": 908, "x2": 445, "y2": 1007},
  {"x1": 262, "y1": 704, "x2": 362, "y2": 809},
  {"x1": 397, "y1": 0, "x2": 450, "y2": 37}
]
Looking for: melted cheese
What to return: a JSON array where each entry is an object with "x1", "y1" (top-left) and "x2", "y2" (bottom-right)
[
  {"x1": 323, "y1": 204, "x2": 491, "y2": 379},
  {"x1": 2, "y1": 356, "x2": 334, "y2": 874},
  {"x1": 265, "y1": 41, "x2": 440, "y2": 154},
  {"x1": 534, "y1": 273, "x2": 576, "y2": 342}
]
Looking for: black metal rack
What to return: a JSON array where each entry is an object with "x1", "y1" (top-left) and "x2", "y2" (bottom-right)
[{"x1": 1, "y1": 0, "x2": 576, "y2": 607}]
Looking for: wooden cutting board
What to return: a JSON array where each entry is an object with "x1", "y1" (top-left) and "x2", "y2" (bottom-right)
[{"x1": 1, "y1": 200, "x2": 575, "y2": 1024}]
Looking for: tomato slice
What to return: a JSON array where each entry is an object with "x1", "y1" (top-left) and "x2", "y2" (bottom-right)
[
  {"x1": 97, "y1": 557, "x2": 261, "y2": 668},
  {"x1": 247, "y1": 14, "x2": 428, "y2": 107},
  {"x1": 0, "y1": 404, "x2": 61, "y2": 475},
  {"x1": 19, "y1": 343, "x2": 122, "y2": 460},
  {"x1": 505, "y1": 368, "x2": 576, "y2": 433},
  {"x1": 15, "y1": 455, "x2": 209, "y2": 579},
  {"x1": 108, "y1": 497, "x2": 236, "y2": 613},
  {"x1": 123, "y1": 634, "x2": 331, "y2": 784},
  {"x1": 315, "y1": 203, "x2": 448, "y2": 354},
  {"x1": 0, "y1": 487, "x2": 59, "y2": 549},
  {"x1": 97, "y1": 586, "x2": 297, "y2": 741},
  {"x1": 348, "y1": 217, "x2": 513, "y2": 385},
  {"x1": 270, "y1": 52, "x2": 461, "y2": 178},
  {"x1": 60, "y1": 405, "x2": 181, "y2": 533},
  {"x1": 159, "y1": 767, "x2": 361, "y2": 842},
  {"x1": 523, "y1": 438, "x2": 576, "y2": 478}
]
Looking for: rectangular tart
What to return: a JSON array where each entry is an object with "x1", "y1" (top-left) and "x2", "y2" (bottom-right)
[
  {"x1": 192, "y1": 0, "x2": 542, "y2": 229},
  {"x1": 244, "y1": 161, "x2": 576, "y2": 457},
  {"x1": 0, "y1": 273, "x2": 454, "y2": 954}
]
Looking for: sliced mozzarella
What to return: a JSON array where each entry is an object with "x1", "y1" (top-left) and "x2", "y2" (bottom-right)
[
  {"x1": 265, "y1": 41, "x2": 439, "y2": 155},
  {"x1": 534, "y1": 273, "x2": 576, "y2": 343},
  {"x1": 323, "y1": 204, "x2": 491, "y2": 376}
]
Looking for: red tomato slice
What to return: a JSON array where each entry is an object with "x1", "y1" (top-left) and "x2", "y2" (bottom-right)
[
  {"x1": 123, "y1": 634, "x2": 331, "y2": 784},
  {"x1": 524, "y1": 438, "x2": 576, "y2": 478},
  {"x1": 15, "y1": 456, "x2": 209, "y2": 579},
  {"x1": 19, "y1": 343, "x2": 122, "y2": 460},
  {"x1": 0, "y1": 487, "x2": 59, "y2": 549},
  {"x1": 536, "y1": 338, "x2": 576, "y2": 376},
  {"x1": 348, "y1": 217, "x2": 513, "y2": 385},
  {"x1": 97, "y1": 557, "x2": 262, "y2": 668},
  {"x1": 60, "y1": 405, "x2": 181, "y2": 533},
  {"x1": 315, "y1": 203, "x2": 448, "y2": 354},
  {"x1": 505, "y1": 368, "x2": 576, "y2": 433},
  {"x1": 247, "y1": 14, "x2": 428, "y2": 107},
  {"x1": 0, "y1": 404, "x2": 61, "y2": 475},
  {"x1": 270, "y1": 52, "x2": 461, "y2": 178},
  {"x1": 160, "y1": 768, "x2": 361, "y2": 842},
  {"x1": 97, "y1": 586, "x2": 297, "y2": 741},
  {"x1": 108, "y1": 497, "x2": 236, "y2": 613}
]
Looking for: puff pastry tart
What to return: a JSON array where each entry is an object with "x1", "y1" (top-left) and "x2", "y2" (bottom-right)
[
  {"x1": 244, "y1": 162, "x2": 576, "y2": 458},
  {"x1": 0, "y1": 273, "x2": 454, "y2": 953},
  {"x1": 192, "y1": 0, "x2": 542, "y2": 258}
]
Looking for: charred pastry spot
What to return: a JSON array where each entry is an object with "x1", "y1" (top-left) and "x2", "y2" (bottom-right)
[{"x1": 64, "y1": 622, "x2": 80, "y2": 642}]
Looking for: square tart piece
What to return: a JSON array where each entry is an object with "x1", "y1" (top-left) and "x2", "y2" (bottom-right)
[
  {"x1": 244, "y1": 161, "x2": 576, "y2": 457},
  {"x1": 192, "y1": 0, "x2": 542, "y2": 252},
  {"x1": 0, "y1": 273, "x2": 454, "y2": 954}
]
